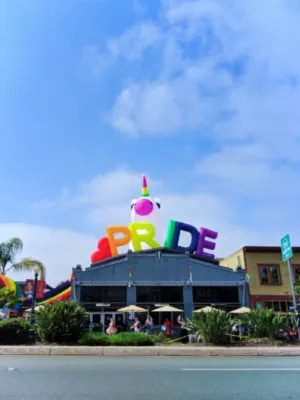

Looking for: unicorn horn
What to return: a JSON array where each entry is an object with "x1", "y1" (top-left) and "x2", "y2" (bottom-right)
[{"x1": 142, "y1": 175, "x2": 149, "y2": 197}]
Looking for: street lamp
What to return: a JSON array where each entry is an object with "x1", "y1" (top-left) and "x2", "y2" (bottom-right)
[{"x1": 30, "y1": 267, "x2": 39, "y2": 324}]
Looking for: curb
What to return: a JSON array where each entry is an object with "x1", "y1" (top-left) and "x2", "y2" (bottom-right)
[{"x1": 0, "y1": 346, "x2": 300, "y2": 357}]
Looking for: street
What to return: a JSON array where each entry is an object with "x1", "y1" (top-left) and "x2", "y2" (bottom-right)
[{"x1": 0, "y1": 356, "x2": 300, "y2": 399}]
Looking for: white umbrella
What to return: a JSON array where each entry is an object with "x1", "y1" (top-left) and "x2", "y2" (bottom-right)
[
  {"x1": 152, "y1": 305, "x2": 183, "y2": 326},
  {"x1": 230, "y1": 307, "x2": 251, "y2": 314},
  {"x1": 117, "y1": 305, "x2": 148, "y2": 313},
  {"x1": 193, "y1": 306, "x2": 222, "y2": 313},
  {"x1": 152, "y1": 305, "x2": 183, "y2": 312}
]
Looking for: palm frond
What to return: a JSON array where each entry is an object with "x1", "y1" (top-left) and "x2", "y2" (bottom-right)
[
  {"x1": 0, "y1": 237, "x2": 23, "y2": 273},
  {"x1": 238, "y1": 308, "x2": 286, "y2": 339},
  {"x1": 187, "y1": 310, "x2": 233, "y2": 344},
  {"x1": 13, "y1": 257, "x2": 46, "y2": 280}
]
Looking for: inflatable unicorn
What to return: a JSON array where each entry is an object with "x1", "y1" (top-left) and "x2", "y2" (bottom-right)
[{"x1": 129, "y1": 175, "x2": 161, "y2": 250}]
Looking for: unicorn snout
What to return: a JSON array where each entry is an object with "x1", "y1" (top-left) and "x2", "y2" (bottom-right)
[{"x1": 134, "y1": 198, "x2": 153, "y2": 216}]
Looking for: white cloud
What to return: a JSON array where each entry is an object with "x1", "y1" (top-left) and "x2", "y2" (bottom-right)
[
  {"x1": 82, "y1": 45, "x2": 114, "y2": 77},
  {"x1": 0, "y1": 224, "x2": 96, "y2": 286},
  {"x1": 107, "y1": 23, "x2": 162, "y2": 61},
  {"x1": 105, "y1": 0, "x2": 300, "y2": 157},
  {"x1": 111, "y1": 83, "x2": 183, "y2": 136},
  {"x1": 74, "y1": 167, "x2": 163, "y2": 205},
  {"x1": 196, "y1": 144, "x2": 300, "y2": 198}
]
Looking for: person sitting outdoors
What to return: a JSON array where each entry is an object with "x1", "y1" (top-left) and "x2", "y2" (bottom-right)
[
  {"x1": 177, "y1": 315, "x2": 188, "y2": 343},
  {"x1": 145, "y1": 315, "x2": 154, "y2": 334},
  {"x1": 163, "y1": 318, "x2": 173, "y2": 337},
  {"x1": 106, "y1": 318, "x2": 118, "y2": 335},
  {"x1": 131, "y1": 317, "x2": 141, "y2": 333}
]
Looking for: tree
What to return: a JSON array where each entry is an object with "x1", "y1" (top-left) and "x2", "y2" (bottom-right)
[{"x1": 0, "y1": 238, "x2": 46, "y2": 280}]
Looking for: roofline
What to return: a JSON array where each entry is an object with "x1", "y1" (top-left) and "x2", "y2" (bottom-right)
[
  {"x1": 243, "y1": 246, "x2": 300, "y2": 254},
  {"x1": 90, "y1": 247, "x2": 219, "y2": 268}
]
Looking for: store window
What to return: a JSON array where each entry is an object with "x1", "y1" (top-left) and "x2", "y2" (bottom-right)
[
  {"x1": 262, "y1": 301, "x2": 289, "y2": 312},
  {"x1": 265, "y1": 302, "x2": 273, "y2": 309},
  {"x1": 293, "y1": 265, "x2": 300, "y2": 283},
  {"x1": 280, "y1": 302, "x2": 287, "y2": 312},
  {"x1": 81, "y1": 286, "x2": 126, "y2": 303},
  {"x1": 136, "y1": 287, "x2": 183, "y2": 304},
  {"x1": 258, "y1": 265, "x2": 281, "y2": 285}
]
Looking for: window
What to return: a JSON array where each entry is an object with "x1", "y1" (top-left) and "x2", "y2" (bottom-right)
[
  {"x1": 260, "y1": 266, "x2": 269, "y2": 284},
  {"x1": 81, "y1": 286, "x2": 126, "y2": 303},
  {"x1": 258, "y1": 265, "x2": 281, "y2": 285},
  {"x1": 265, "y1": 302, "x2": 273, "y2": 309},
  {"x1": 280, "y1": 302, "x2": 287, "y2": 312},
  {"x1": 136, "y1": 287, "x2": 183, "y2": 303},
  {"x1": 293, "y1": 265, "x2": 300, "y2": 283},
  {"x1": 264, "y1": 301, "x2": 289, "y2": 312}
]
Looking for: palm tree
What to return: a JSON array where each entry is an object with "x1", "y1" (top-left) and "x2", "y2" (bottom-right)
[
  {"x1": 0, "y1": 237, "x2": 46, "y2": 280},
  {"x1": 14, "y1": 257, "x2": 46, "y2": 280}
]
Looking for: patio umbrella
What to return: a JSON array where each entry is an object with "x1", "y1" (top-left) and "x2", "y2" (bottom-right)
[
  {"x1": 152, "y1": 305, "x2": 183, "y2": 325},
  {"x1": 117, "y1": 305, "x2": 148, "y2": 313},
  {"x1": 152, "y1": 305, "x2": 183, "y2": 312},
  {"x1": 230, "y1": 307, "x2": 251, "y2": 314},
  {"x1": 193, "y1": 306, "x2": 222, "y2": 313}
]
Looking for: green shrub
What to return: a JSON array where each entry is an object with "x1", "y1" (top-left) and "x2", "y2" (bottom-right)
[
  {"x1": 34, "y1": 300, "x2": 88, "y2": 344},
  {"x1": 0, "y1": 318, "x2": 34, "y2": 345},
  {"x1": 152, "y1": 332, "x2": 168, "y2": 344},
  {"x1": 188, "y1": 310, "x2": 234, "y2": 345},
  {"x1": 0, "y1": 287, "x2": 21, "y2": 309},
  {"x1": 108, "y1": 332, "x2": 155, "y2": 346},
  {"x1": 78, "y1": 332, "x2": 109, "y2": 346},
  {"x1": 239, "y1": 309, "x2": 286, "y2": 340}
]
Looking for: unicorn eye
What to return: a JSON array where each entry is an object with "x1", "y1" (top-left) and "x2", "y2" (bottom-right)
[
  {"x1": 154, "y1": 197, "x2": 161, "y2": 209},
  {"x1": 131, "y1": 199, "x2": 136, "y2": 209}
]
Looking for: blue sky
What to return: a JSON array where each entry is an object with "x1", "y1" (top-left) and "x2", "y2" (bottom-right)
[{"x1": 1, "y1": 0, "x2": 300, "y2": 284}]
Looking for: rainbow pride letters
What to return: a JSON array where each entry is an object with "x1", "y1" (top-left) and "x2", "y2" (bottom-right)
[{"x1": 91, "y1": 220, "x2": 218, "y2": 264}]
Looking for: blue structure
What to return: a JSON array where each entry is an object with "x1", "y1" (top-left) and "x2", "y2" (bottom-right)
[{"x1": 73, "y1": 248, "x2": 248, "y2": 330}]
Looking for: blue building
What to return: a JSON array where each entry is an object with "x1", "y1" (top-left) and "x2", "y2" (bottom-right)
[{"x1": 72, "y1": 248, "x2": 248, "y2": 332}]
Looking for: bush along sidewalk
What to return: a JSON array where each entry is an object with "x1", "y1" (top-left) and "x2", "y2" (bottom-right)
[
  {"x1": 78, "y1": 332, "x2": 155, "y2": 346},
  {"x1": 0, "y1": 318, "x2": 35, "y2": 345},
  {"x1": 34, "y1": 300, "x2": 88, "y2": 344},
  {"x1": 78, "y1": 332, "x2": 109, "y2": 346},
  {"x1": 187, "y1": 310, "x2": 234, "y2": 345}
]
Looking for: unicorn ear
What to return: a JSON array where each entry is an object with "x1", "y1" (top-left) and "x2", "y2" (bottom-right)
[{"x1": 154, "y1": 197, "x2": 161, "y2": 209}]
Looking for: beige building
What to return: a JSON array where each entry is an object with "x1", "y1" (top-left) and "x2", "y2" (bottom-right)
[{"x1": 220, "y1": 246, "x2": 300, "y2": 312}]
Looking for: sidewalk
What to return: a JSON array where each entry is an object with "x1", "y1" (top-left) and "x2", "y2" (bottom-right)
[{"x1": 1, "y1": 345, "x2": 300, "y2": 357}]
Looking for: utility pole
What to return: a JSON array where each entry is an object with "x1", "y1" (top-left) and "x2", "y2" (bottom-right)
[{"x1": 281, "y1": 234, "x2": 300, "y2": 339}]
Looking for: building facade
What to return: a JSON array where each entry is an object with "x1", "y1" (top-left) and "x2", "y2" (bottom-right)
[
  {"x1": 72, "y1": 248, "x2": 247, "y2": 331},
  {"x1": 221, "y1": 246, "x2": 300, "y2": 312}
]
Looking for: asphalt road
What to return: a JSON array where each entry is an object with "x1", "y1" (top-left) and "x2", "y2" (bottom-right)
[{"x1": 0, "y1": 356, "x2": 300, "y2": 399}]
